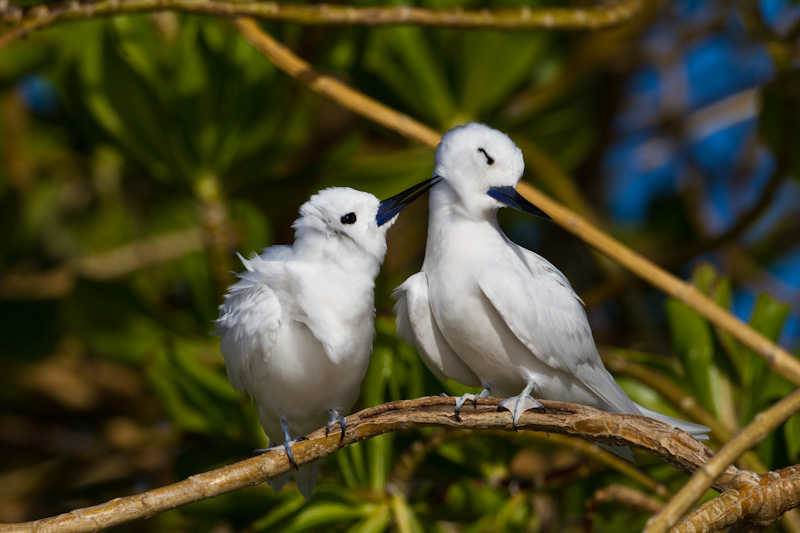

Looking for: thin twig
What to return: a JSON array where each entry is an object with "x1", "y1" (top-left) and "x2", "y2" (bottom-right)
[
  {"x1": 234, "y1": 21, "x2": 800, "y2": 387},
  {"x1": 515, "y1": 181, "x2": 800, "y2": 387},
  {"x1": 234, "y1": 18, "x2": 440, "y2": 149},
  {"x1": 0, "y1": 0, "x2": 644, "y2": 51},
  {"x1": 644, "y1": 387, "x2": 800, "y2": 532},
  {"x1": 584, "y1": 484, "x2": 665, "y2": 532},
  {"x1": 0, "y1": 396, "x2": 726, "y2": 533}
]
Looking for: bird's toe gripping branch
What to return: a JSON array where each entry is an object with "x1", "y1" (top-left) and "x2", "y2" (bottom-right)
[
  {"x1": 454, "y1": 386, "x2": 491, "y2": 421},
  {"x1": 278, "y1": 417, "x2": 309, "y2": 470},
  {"x1": 325, "y1": 409, "x2": 347, "y2": 443},
  {"x1": 498, "y1": 381, "x2": 544, "y2": 430}
]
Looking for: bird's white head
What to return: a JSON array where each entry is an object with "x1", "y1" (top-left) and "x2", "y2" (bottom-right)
[
  {"x1": 432, "y1": 123, "x2": 549, "y2": 220},
  {"x1": 292, "y1": 187, "x2": 392, "y2": 264}
]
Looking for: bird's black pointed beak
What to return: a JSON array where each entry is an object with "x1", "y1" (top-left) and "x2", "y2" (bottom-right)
[
  {"x1": 376, "y1": 176, "x2": 441, "y2": 227},
  {"x1": 487, "y1": 186, "x2": 551, "y2": 220}
]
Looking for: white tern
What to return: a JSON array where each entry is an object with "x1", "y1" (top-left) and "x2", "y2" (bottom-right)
[
  {"x1": 215, "y1": 183, "x2": 435, "y2": 500},
  {"x1": 394, "y1": 123, "x2": 709, "y2": 458}
]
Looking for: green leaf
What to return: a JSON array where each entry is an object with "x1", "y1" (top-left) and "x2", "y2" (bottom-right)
[
  {"x1": 346, "y1": 503, "x2": 391, "y2": 533},
  {"x1": 364, "y1": 27, "x2": 455, "y2": 126},
  {"x1": 750, "y1": 293, "x2": 790, "y2": 344},
  {"x1": 146, "y1": 351, "x2": 209, "y2": 433},
  {"x1": 665, "y1": 299, "x2": 722, "y2": 419},
  {"x1": 345, "y1": 441, "x2": 368, "y2": 488},
  {"x1": 615, "y1": 376, "x2": 685, "y2": 421},
  {"x1": 251, "y1": 493, "x2": 307, "y2": 531},
  {"x1": 280, "y1": 501, "x2": 370, "y2": 532},
  {"x1": 456, "y1": 31, "x2": 549, "y2": 117},
  {"x1": 336, "y1": 444, "x2": 362, "y2": 489},
  {"x1": 363, "y1": 346, "x2": 394, "y2": 491},
  {"x1": 688, "y1": 264, "x2": 738, "y2": 428},
  {"x1": 494, "y1": 493, "x2": 528, "y2": 531},
  {"x1": 171, "y1": 340, "x2": 238, "y2": 401},
  {"x1": 739, "y1": 293, "x2": 790, "y2": 423},
  {"x1": 98, "y1": 32, "x2": 194, "y2": 181},
  {"x1": 392, "y1": 495, "x2": 424, "y2": 533},
  {"x1": 785, "y1": 412, "x2": 800, "y2": 460}
]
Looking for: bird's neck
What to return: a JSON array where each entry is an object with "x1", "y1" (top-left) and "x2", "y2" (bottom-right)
[
  {"x1": 295, "y1": 231, "x2": 382, "y2": 281},
  {"x1": 427, "y1": 185, "x2": 502, "y2": 232},
  {"x1": 424, "y1": 187, "x2": 506, "y2": 270}
]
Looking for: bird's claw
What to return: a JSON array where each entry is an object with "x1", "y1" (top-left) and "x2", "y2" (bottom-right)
[
  {"x1": 278, "y1": 417, "x2": 308, "y2": 469},
  {"x1": 453, "y1": 387, "x2": 490, "y2": 421},
  {"x1": 454, "y1": 393, "x2": 477, "y2": 421},
  {"x1": 249, "y1": 448, "x2": 269, "y2": 457},
  {"x1": 282, "y1": 439, "x2": 301, "y2": 470},
  {"x1": 250, "y1": 436, "x2": 306, "y2": 470},
  {"x1": 325, "y1": 409, "x2": 347, "y2": 443},
  {"x1": 498, "y1": 394, "x2": 544, "y2": 431}
]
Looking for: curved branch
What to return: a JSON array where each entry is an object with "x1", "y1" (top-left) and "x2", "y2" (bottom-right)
[
  {"x1": 0, "y1": 0, "x2": 643, "y2": 51},
  {"x1": 600, "y1": 349, "x2": 768, "y2": 474},
  {"x1": 674, "y1": 465, "x2": 800, "y2": 532},
  {"x1": 644, "y1": 387, "x2": 800, "y2": 532},
  {"x1": 0, "y1": 396, "x2": 725, "y2": 533},
  {"x1": 234, "y1": 20, "x2": 800, "y2": 388}
]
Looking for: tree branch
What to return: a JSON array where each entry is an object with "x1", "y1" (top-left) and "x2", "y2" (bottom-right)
[
  {"x1": 600, "y1": 348, "x2": 767, "y2": 473},
  {"x1": 234, "y1": 18, "x2": 441, "y2": 150},
  {"x1": 4, "y1": 397, "x2": 800, "y2": 532},
  {"x1": 515, "y1": 181, "x2": 800, "y2": 387},
  {"x1": 0, "y1": 396, "x2": 730, "y2": 533},
  {"x1": 0, "y1": 0, "x2": 643, "y2": 51},
  {"x1": 234, "y1": 20, "x2": 800, "y2": 387},
  {"x1": 645, "y1": 387, "x2": 800, "y2": 532},
  {"x1": 674, "y1": 464, "x2": 800, "y2": 532}
]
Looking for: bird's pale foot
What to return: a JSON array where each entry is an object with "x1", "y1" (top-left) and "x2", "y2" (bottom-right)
[
  {"x1": 325, "y1": 409, "x2": 347, "y2": 443},
  {"x1": 249, "y1": 439, "x2": 307, "y2": 470},
  {"x1": 498, "y1": 381, "x2": 543, "y2": 430},
  {"x1": 272, "y1": 417, "x2": 307, "y2": 470},
  {"x1": 454, "y1": 385, "x2": 491, "y2": 421}
]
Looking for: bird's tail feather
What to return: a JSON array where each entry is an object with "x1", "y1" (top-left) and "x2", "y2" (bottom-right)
[
  {"x1": 268, "y1": 472, "x2": 290, "y2": 494},
  {"x1": 636, "y1": 404, "x2": 710, "y2": 441},
  {"x1": 295, "y1": 460, "x2": 322, "y2": 501},
  {"x1": 600, "y1": 444, "x2": 635, "y2": 462},
  {"x1": 266, "y1": 460, "x2": 324, "y2": 500}
]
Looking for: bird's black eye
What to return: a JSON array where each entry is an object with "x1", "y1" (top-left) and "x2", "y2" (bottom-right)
[
  {"x1": 340, "y1": 212, "x2": 357, "y2": 225},
  {"x1": 478, "y1": 148, "x2": 495, "y2": 165}
]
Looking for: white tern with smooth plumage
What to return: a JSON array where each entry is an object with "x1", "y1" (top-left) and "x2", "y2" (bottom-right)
[
  {"x1": 215, "y1": 183, "x2": 436, "y2": 500},
  {"x1": 394, "y1": 123, "x2": 709, "y2": 458}
]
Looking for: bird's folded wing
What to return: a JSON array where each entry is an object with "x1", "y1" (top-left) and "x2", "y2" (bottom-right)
[
  {"x1": 215, "y1": 256, "x2": 286, "y2": 394},
  {"x1": 477, "y1": 248, "x2": 642, "y2": 414},
  {"x1": 394, "y1": 272, "x2": 481, "y2": 387},
  {"x1": 476, "y1": 254, "x2": 594, "y2": 375}
]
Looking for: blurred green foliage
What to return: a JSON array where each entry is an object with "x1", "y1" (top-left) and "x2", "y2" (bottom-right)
[{"x1": 1, "y1": 2, "x2": 799, "y2": 532}]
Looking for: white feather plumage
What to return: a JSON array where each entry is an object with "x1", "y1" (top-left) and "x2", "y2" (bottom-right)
[
  {"x1": 216, "y1": 187, "x2": 394, "y2": 499},
  {"x1": 394, "y1": 123, "x2": 709, "y2": 455}
]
